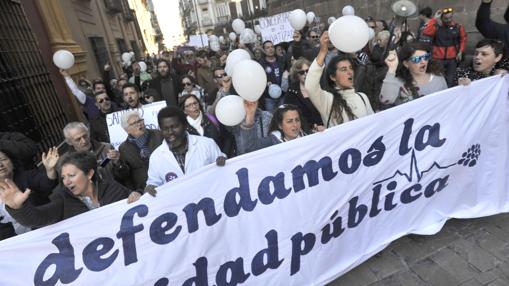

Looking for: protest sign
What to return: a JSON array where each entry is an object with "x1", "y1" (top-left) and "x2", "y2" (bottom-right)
[
  {"x1": 107, "y1": 101, "x2": 166, "y2": 149},
  {"x1": 188, "y1": 34, "x2": 209, "y2": 48},
  {"x1": 1, "y1": 77, "x2": 508, "y2": 285},
  {"x1": 259, "y1": 12, "x2": 294, "y2": 45}
]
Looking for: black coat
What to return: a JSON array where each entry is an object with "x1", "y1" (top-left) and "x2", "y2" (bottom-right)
[
  {"x1": 146, "y1": 74, "x2": 180, "y2": 107},
  {"x1": 6, "y1": 179, "x2": 132, "y2": 228},
  {"x1": 186, "y1": 114, "x2": 236, "y2": 157},
  {"x1": 116, "y1": 129, "x2": 163, "y2": 190},
  {"x1": 476, "y1": 2, "x2": 509, "y2": 55},
  {"x1": 286, "y1": 82, "x2": 323, "y2": 131}
]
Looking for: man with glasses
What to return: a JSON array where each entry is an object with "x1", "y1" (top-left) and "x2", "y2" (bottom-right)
[
  {"x1": 116, "y1": 111, "x2": 163, "y2": 190},
  {"x1": 89, "y1": 92, "x2": 121, "y2": 143},
  {"x1": 423, "y1": 7, "x2": 467, "y2": 87},
  {"x1": 307, "y1": 29, "x2": 321, "y2": 48},
  {"x1": 208, "y1": 67, "x2": 235, "y2": 114}
]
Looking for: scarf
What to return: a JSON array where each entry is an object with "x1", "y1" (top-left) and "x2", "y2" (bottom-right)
[
  {"x1": 127, "y1": 132, "x2": 151, "y2": 159},
  {"x1": 187, "y1": 112, "x2": 204, "y2": 136}
]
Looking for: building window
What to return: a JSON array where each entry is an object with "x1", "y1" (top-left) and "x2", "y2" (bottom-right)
[{"x1": 90, "y1": 37, "x2": 111, "y2": 72}]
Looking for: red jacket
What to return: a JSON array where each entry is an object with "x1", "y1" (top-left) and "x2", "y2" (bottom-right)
[{"x1": 423, "y1": 18, "x2": 467, "y2": 60}]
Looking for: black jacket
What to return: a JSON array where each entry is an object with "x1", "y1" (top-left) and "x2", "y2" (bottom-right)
[
  {"x1": 186, "y1": 114, "x2": 236, "y2": 157},
  {"x1": 6, "y1": 179, "x2": 132, "y2": 228},
  {"x1": 476, "y1": 2, "x2": 509, "y2": 55},
  {"x1": 146, "y1": 74, "x2": 180, "y2": 107}
]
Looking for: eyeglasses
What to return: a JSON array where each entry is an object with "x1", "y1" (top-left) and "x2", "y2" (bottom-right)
[
  {"x1": 310, "y1": 36, "x2": 319, "y2": 39},
  {"x1": 408, "y1": 53, "x2": 431, "y2": 64},
  {"x1": 442, "y1": 8, "x2": 453, "y2": 14},
  {"x1": 128, "y1": 118, "x2": 144, "y2": 127},
  {"x1": 297, "y1": 69, "x2": 309, "y2": 75},
  {"x1": 97, "y1": 97, "x2": 110, "y2": 104},
  {"x1": 182, "y1": 82, "x2": 193, "y2": 86},
  {"x1": 215, "y1": 73, "x2": 226, "y2": 79},
  {"x1": 184, "y1": 101, "x2": 200, "y2": 108}
]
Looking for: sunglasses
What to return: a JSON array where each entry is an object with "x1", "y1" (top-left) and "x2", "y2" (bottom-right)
[
  {"x1": 215, "y1": 73, "x2": 226, "y2": 79},
  {"x1": 408, "y1": 53, "x2": 431, "y2": 64},
  {"x1": 310, "y1": 36, "x2": 319, "y2": 39},
  {"x1": 297, "y1": 69, "x2": 309, "y2": 75},
  {"x1": 182, "y1": 82, "x2": 193, "y2": 86},
  {"x1": 442, "y1": 8, "x2": 453, "y2": 14},
  {"x1": 97, "y1": 98, "x2": 110, "y2": 104}
]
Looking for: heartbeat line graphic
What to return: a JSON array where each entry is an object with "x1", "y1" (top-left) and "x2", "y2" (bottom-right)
[{"x1": 374, "y1": 149, "x2": 457, "y2": 185}]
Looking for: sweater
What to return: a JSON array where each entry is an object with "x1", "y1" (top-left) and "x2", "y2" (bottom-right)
[{"x1": 379, "y1": 72, "x2": 448, "y2": 106}]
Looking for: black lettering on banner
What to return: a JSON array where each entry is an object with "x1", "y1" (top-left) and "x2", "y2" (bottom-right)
[
  {"x1": 216, "y1": 258, "x2": 250, "y2": 286},
  {"x1": 258, "y1": 172, "x2": 292, "y2": 205},
  {"x1": 224, "y1": 168, "x2": 258, "y2": 217},
  {"x1": 251, "y1": 230, "x2": 284, "y2": 276},
  {"x1": 82, "y1": 237, "x2": 118, "y2": 272},
  {"x1": 116, "y1": 204, "x2": 148, "y2": 266},
  {"x1": 290, "y1": 232, "x2": 316, "y2": 275},
  {"x1": 183, "y1": 198, "x2": 222, "y2": 233}
]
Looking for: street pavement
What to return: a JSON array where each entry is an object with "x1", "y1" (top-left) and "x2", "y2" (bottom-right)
[{"x1": 329, "y1": 213, "x2": 509, "y2": 286}]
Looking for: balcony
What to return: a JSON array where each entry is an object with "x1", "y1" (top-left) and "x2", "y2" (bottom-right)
[
  {"x1": 104, "y1": 0, "x2": 122, "y2": 14},
  {"x1": 201, "y1": 17, "x2": 213, "y2": 26},
  {"x1": 197, "y1": 0, "x2": 208, "y2": 5}
]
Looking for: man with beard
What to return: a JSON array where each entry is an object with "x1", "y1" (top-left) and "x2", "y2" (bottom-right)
[
  {"x1": 122, "y1": 83, "x2": 144, "y2": 109},
  {"x1": 145, "y1": 60, "x2": 180, "y2": 106},
  {"x1": 89, "y1": 92, "x2": 121, "y2": 142},
  {"x1": 144, "y1": 106, "x2": 224, "y2": 195}
]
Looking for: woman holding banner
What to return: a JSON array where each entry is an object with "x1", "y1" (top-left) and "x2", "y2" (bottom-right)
[
  {"x1": 240, "y1": 102, "x2": 309, "y2": 153},
  {"x1": 305, "y1": 32, "x2": 374, "y2": 128},
  {"x1": 0, "y1": 152, "x2": 141, "y2": 228}
]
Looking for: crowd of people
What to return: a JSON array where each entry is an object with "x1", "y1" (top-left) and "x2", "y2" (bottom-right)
[{"x1": 0, "y1": 0, "x2": 508, "y2": 241}]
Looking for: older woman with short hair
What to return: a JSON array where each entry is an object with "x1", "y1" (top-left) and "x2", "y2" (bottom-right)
[{"x1": 1, "y1": 152, "x2": 140, "y2": 228}]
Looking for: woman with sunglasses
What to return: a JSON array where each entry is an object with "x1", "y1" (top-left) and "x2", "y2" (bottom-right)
[
  {"x1": 179, "y1": 94, "x2": 235, "y2": 157},
  {"x1": 305, "y1": 32, "x2": 374, "y2": 128},
  {"x1": 286, "y1": 58, "x2": 324, "y2": 132},
  {"x1": 380, "y1": 42, "x2": 447, "y2": 106},
  {"x1": 178, "y1": 75, "x2": 207, "y2": 109},
  {"x1": 240, "y1": 102, "x2": 307, "y2": 153}
]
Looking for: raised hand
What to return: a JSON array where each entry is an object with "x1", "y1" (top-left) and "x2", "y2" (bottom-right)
[
  {"x1": 0, "y1": 179, "x2": 30, "y2": 210},
  {"x1": 385, "y1": 50, "x2": 399, "y2": 73},
  {"x1": 42, "y1": 147, "x2": 59, "y2": 179}
]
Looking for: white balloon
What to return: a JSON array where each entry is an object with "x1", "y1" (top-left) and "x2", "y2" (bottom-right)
[
  {"x1": 306, "y1": 12, "x2": 315, "y2": 24},
  {"x1": 240, "y1": 28, "x2": 256, "y2": 44},
  {"x1": 232, "y1": 59, "x2": 267, "y2": 101},
  {"x1": 368, "y1": 28, "x2": 375, "y2": 40},
  {"x1": 328, "y1": 17, "x2": 336, "y2": 25},
  {"x1": 268, "y1": 84, "x2": 282, "y2": 99},
  {"x1": 219, "y1": 36, "x2": 225, "y2": 43},
  {"x1": 209, "y1": 35, "x2": 219, "y2": 43},
  {"x1": 254, "y1": 25, "x2": 262, "y2": 34},
  {"x1": 138, "y1": 61, "x2": 147, "y2": 72},
  {"x1": 225, "y1": 49, "x2": 251, "y2": 75},
  {"x1": 229, "y1": 32, "x2": 237, "y2": 41},
  {"x1": 342, "y1": 5, "x2": 355, "y2": 16},
  {"x1": 129, "y1": 51, "x2": 135, "y2": 57},
  {"x1": 53, "y1": 50, "x2": 75, "y2": 70},
  {"x1": 328, "y1": 15, "x2": 370, "y2": 53},
  {"x1": 216, "y1": 95, "x2": 246, "y2": 126},
  {"x1": 121, "y1": 52, "x2": 131, "y2": 63},
  {"x1": 210, "y1": 41, "x2": 220, "y2": 52},
  {"x1": 232, "y1": 18, "x2": 245, "y2": 34},
  {"x1": 288, "y1": 9, "x2": 307, "y2": 31}
]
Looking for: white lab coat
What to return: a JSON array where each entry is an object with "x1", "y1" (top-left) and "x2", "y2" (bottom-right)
[{"x1": 146, "y1": 134, "x2": 223, "y2": 187}]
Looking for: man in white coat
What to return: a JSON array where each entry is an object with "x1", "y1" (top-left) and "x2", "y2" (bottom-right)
[{"x1": 144, "y1": 106, "x2": 225, "y2": 195}]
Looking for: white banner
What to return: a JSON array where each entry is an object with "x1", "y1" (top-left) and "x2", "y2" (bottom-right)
[
  {"x1": 259, "y1": 12, "x2": 294, "y2": 45},
  {"x1": 106, "y1": 101, "x2": 166, "y2": 149},
  {"x1": 1, "y1": 77, "x2": 509, "y2": 286},
  {"x1": 188, "y1": 34, "x2": 209, "y2": 48}
]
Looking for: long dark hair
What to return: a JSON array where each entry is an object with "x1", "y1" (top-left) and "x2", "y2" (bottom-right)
[
  {"x1": 324, "y1": 54, "x2": 357, "y2": 125},
  {"x1": 268, "y1": 104, "x2": 306, "y2": 139},
  {"x1": 396, "y1": 42, "x2": 443, "y2": 98}
]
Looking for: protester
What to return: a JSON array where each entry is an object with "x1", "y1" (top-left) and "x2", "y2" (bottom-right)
[
  {"x1": 423, "y1": 7, "x2": 467, "y2": 87},
  {"x1": 122, "y1": 83, "x2": 144, "y2": 109},
  {"x1": 259, "y1": 40, "x2": 287, "y2": 112},
  {"x1": 0, "y1": 132, "x2": 38, "y2": 170},
  {"x1": 455, "y1": 39, "x2": 507, "y2": 86},
  {"x1": 89, "y1": 92, "x2": 121, "y2": 143},
  {"x1": 230, "y1": 99, "x2": 272, "y2": 155},
  {"x1": 417, "y1": 7, "x2": 433, "y2": 44},
  {"x1": 180, "y1": 94, "x2": 235, "y2": 157},
  {"x1": 1, "y1": 152, "x2": 140, "y2": 228},
  {"x1": 145, "y1": 106, "x2": 224, "y2": 193},
  {"x1": 285, "y1": 58, "x2": 324, "y2": 131},
  {"x1": 178, "y1": 75, "x2": 206, "y2": 108},
  {"x1": 476, "y1": 0, "x2": 509, "y2": 55},
  {"x1": 305, "y1": 32, "x2": 374, "y2": 128},
  {"x1": 129, "y1": 61, "x2": 152, "y2": 90},
  {"x1": 208, "y1": 68, "x2": 235, "y2": 115},
  {"x1": 62, "y1": 122, "x2": 120, "y2": 180},
  {"x1": 116, "y1": 111, "x2": 163, "y2": 190},
  {"x1": 195, "y1": 50, "x2": 217, "y2": 102},
  {"x1": 380, "y1": 43, "x2": 447, "y2": 106},
  {"x1": 0, "y1": 146, "x2": 59, "y2": 239},
  {"x1": 287, "y1": 30, "x2": 313, "y2": 61},
  {"x1": 145, "y1": 59, "x2": 180, "y2": 107},
  {"x1": 240, "y1": 103, "x2": 308, "y2": 153}
]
